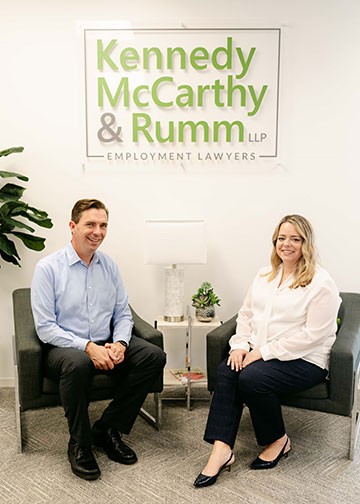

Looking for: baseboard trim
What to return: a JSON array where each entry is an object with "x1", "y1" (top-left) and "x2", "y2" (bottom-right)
[{"x1": 0, "y1": 378, "x2": 15, "y2": 388}]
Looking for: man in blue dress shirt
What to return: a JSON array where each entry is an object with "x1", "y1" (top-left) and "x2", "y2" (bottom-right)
[{"x1": 31, "y1": 198, "x2": 166, "y2": 480}]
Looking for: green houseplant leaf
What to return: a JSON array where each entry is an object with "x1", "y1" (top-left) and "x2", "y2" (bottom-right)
[
  {"x1": 0, "y1": 234, "x2": 20, "y2": 258},
  {"x1": 12, "y1": 232, "x2": 46, "y2": 251},
  {"x1": 0, "y1": 146, "x2": 24, "y2": 158},
  {"x1": 0, "y1": 249, "x2": 21, "y2": 266},
  {"x1": 0, "y1": 146, "x2": 53, "y2": 267},
  {"x1": 0, "y1": 171, "x2": 29, "y2": 182},
  {"x1": 191, "y1": 281, "x2": 221, "y2": 309},
  {"x1": 0, "y1": 183, "x2": 27, "y2": 202}
]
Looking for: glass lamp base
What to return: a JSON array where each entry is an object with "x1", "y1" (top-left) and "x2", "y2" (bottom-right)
[{"x1": 164, "y1": 266, "x2": 184, "y2": 321}]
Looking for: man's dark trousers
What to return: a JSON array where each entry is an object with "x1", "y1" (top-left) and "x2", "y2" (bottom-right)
[{"x1": 44, "y1": 336, "x2": 166, "y2": 446}]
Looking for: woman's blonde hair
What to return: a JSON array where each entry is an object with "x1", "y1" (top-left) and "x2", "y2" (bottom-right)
[{"x1": 266, "y1": 214, "x2": 317, "y2": 288}]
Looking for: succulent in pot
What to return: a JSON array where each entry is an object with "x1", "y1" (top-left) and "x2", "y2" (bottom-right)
[{"x1": 191, "y1": 281, "x2": 221, "y2": 322}]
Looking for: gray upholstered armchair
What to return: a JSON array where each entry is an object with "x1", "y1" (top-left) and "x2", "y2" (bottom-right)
[
  {"x1": 206, "y1": 292, "x2": 360, "y2": 460},
  {"x1": 12, "y1": 287, "x2": 164, "y2": 453}
]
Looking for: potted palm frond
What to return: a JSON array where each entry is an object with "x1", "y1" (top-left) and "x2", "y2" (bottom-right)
[
  {"x1": 0, "y1": 146, "x2": 53, "y2": 267},
  {"x1": 191, "y1": 281, "x2": 221, "y2": 322}
]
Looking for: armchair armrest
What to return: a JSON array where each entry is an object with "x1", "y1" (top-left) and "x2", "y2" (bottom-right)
[
  {"x1": 130, "y1": 306, "x2": 164, "y2": 350},
  {"x1": 12, "y1": 288, "x2": 44, "y2": 405},
  {"x1": 206, "y1": 315, "x2": 237, "y2": 392},
  {"x1": 328, "y1": 292, "x2": 360, "y2": 415}
]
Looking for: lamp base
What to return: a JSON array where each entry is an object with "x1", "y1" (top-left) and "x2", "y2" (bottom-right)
[{"x1": 164, "y1": 266, "x2": 184, "y2": 321}]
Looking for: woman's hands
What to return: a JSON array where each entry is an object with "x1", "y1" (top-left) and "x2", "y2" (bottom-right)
[
  {"x1": 227, "y1": 349, "x2": 247, "y2": 371},
  {"x1": 227, "y1": 348, "x2": 262, "y2": 371}
]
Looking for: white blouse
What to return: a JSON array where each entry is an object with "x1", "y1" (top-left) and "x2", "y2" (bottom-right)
[{"x1": 229, "y1": 265, "x2": 341, "y2": 369}]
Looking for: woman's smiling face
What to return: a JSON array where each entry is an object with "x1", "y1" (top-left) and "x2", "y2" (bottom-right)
[{"x1": 275, "y1": 222, "x2": 303, "y2": 269}]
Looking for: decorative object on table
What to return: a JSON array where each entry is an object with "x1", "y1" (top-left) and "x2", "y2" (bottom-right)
[
  {"x1": 144, "y1": 219, "x2": 207, "y2": 322},
  {"x1": 0, "y1": 146, "x2": 53, "y2": 267},
  {"x1": 191, "y1": 281, "x2": 221, "y2": 322},
  {"x1": 169, "y1": 368, "x2": 205, "y2": 385}
]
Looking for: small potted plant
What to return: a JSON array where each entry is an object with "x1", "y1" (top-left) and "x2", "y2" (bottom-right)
[{"x1": 191, "y1": 281, "x2": 221, "y2": 322}]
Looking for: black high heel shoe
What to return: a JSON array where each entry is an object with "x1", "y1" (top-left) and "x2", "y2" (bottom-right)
[
  {"x1": 193, "y1": 452, "x2": 234, "y2": 488},
  {"x1": 250, "y1": 436, "x2": 291, "y2": 470}
]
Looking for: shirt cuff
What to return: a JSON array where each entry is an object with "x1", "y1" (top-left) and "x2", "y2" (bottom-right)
[
  {"x1": 113, "y1": 336, "x2": 131, "y2": 347},
  {"x1": 229, "y1": 342, "x2": 250, "y2": 353},
  {"x1": 259, "y1": 344, "x2": 273, "y2": 361},
  {"x1": 76, "y1": 338, "x2": 89, "y2": 352}
]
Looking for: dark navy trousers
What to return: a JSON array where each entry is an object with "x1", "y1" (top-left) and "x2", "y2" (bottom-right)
[
  {"x1": 204, "y1": 358, "x2": 327, "y2": 447},
  {"x1": 44, "y1": 335, "x2": 166, "y2": 446}
]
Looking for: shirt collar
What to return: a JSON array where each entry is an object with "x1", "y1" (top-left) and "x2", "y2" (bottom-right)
[
  {"x1": 276, "y1": 264, "x2": 294, "y2": 290},
  {"x1": 66, "y1": 243, "x2": 101, "y2": 267}
]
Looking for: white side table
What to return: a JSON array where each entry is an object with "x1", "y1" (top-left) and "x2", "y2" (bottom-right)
[{"x1": 155, "y1": 307, "x2": 221, "y2": 410}]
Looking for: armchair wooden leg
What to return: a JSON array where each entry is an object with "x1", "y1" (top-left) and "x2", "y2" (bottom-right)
[{"x1": 140, "y1": 392, "x2": 161, "y2": 430}]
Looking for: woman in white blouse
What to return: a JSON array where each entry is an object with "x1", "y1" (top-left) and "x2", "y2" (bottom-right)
[{"x1": 194, "y1": 215, "x2": 341, "y2": 488}]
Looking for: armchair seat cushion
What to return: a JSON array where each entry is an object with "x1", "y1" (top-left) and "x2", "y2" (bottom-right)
[
  {"x1": 281, "y1": 381, "x2": 329, "y2": 401},
  {"x1": 293, "y1": 381, "x2": 329, "y2": 400}
]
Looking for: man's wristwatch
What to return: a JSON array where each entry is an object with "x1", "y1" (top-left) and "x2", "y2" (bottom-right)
[{"x1": 118, "y1": 340, "x2": 128, "y2": 349}]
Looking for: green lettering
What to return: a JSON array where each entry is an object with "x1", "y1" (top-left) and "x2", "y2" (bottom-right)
[
  {"x1": 176, "y1": 85, "x2": 194, "y2": 107},
  {"x1": 133, "y1": 84, "x2": 149, "y2": 107},
  {"x1": 143, "y1": 47, "x2": 163, "y2": 70},
  {"x1": 132, "y1": 113, "x2": 153, "y2": 142},
  {"x1": 197, "y1": 84, "x2": 211, "y2": 107},
  {"x1": 97, "y1": 77, "x2": 129, "y2": 107},
  {"x1": 167, "y1": 47, "x2": 186, "y2": 69},
  {"x1": 178, "y1": 121, "x2": 209, "y2": 142},
  {"x1": 152, "y1": 77, "x2": 174, "y2": 107},
  {"x1": 214, "y1": 121, "x2": 244, "y2": 142},
  {"x1": 227, "y1": 75, "x2": 247, "y2": 107},
  {"x1": 97, "y1": 39, "x2": 118, "y2": 71},
  {"x1": 212, "y1": 37, "x2": 232, "y2": 71},
  {"x1": 120, "y1": 47, "x2": 139, "y2": 70},
  {"x1": 212, "y1": 80, "x2": 225, "y2": 107},
  {"x1": 248, "y1": 85, "x2": 268, "y2": 116},
  {"x1": 156, "y1": 121, "x2": 174, "y2": 143},
  {"x1": 190, "y1": 47, "x2": 209, "y2": 69},
  {"x1": 235, "y1": 47, "x2": 256, "y2": 78}
]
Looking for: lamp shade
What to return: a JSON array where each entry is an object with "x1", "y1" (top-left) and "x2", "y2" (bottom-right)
[{"x1": 144, "y1": 220, "x2": 207, "y2": 265}]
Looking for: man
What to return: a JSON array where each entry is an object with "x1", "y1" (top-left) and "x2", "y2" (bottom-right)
[{"x1": 31, "y1": 198, "x2": 166, "y2": 481}]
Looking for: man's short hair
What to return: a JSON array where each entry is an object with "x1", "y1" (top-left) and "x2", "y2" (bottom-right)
[{"x1": 71, "y1": 199, "x2": 109, "y2": 223}]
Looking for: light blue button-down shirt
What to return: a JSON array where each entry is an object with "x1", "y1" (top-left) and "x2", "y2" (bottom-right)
[{"x1": 31, "y1": 243, "x2": 133, "y2": 351}]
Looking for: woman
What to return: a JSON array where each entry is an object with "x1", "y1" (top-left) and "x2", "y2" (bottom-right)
[{"x1": 194, "y1": 215, "x2": 341, "y2": 488}]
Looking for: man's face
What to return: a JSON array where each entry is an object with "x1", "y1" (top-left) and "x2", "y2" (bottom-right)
[{"x1": 70, "y1": 208, "x2": 108, "y2": 259}]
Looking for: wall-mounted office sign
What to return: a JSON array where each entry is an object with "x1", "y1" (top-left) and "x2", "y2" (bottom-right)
[{"x1": 81, "y1": 26, "x2": 281, "y2": 170}]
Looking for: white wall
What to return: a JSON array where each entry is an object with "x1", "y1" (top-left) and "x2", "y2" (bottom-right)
[{"x1": 1, "y1": 0, "x2": 359, "y2": 384}]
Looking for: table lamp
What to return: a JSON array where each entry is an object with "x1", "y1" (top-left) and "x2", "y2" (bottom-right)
[{"x1": 144, "y1": 220, "x2": 207, "y2": 322}]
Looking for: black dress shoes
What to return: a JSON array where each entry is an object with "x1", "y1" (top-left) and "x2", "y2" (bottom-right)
[
  {"x1": 250, "y1": 437, "x2": 291, "y2": 470},
  {"x1": 193, "y1": 452, "x2": 234, "y2": 488},
  {"x1": 68, "y1": 439, "x2": 101, "y2": 480},
  {"x1": 92, "y1": 425, "x2": 138, "y2": 465}
]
